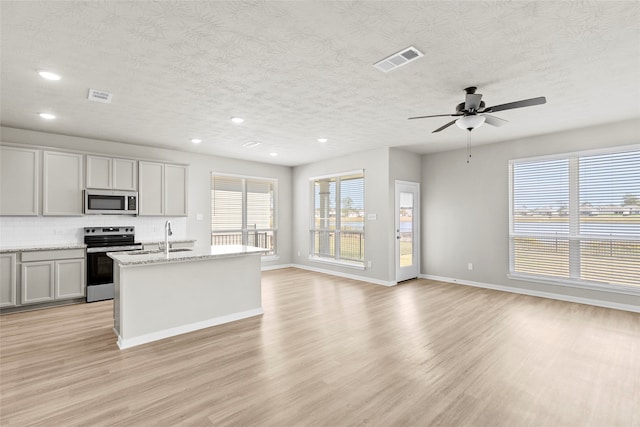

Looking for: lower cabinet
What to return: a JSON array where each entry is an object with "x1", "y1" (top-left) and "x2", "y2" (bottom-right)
[
  {"x1": 0, "y1": 253, "x2": 18, "y2": 307},
  {"x1": 21, "y1": 249, "x2": 85, "y2": 305},
  {"x1": 22, "y1": 261, "x2": 55, "y2": 304},
  {"x1": 56, "y1": 259, "x2": 86, "y2": 299}
]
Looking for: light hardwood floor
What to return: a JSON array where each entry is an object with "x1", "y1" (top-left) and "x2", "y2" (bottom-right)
[{"x1": 1, "y1": 268, "x2": 639, "y2": 426}]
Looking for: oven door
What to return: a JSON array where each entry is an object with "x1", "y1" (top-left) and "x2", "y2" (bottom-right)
[{"x1": 86, "y1": 245, "x2": 140, "y2": 302}]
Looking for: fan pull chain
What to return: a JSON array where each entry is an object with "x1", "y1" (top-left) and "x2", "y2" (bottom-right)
[{"x1": 466, "y1": 131, "x2": 472, "y2": 163}]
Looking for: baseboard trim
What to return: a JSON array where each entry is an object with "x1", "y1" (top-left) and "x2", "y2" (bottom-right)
[
  {"x1": 420, "y1": 274, "x2": 639, "y2": 313},
  {"x1": 261, "y1": 263, "x2": 294, "y2": 271},
  {"x1": 292, "y1": 263, "x2": 396, "y2": 287},
  {"x1": 117, "y1": 308, "x2": 264, "y2": 349}
]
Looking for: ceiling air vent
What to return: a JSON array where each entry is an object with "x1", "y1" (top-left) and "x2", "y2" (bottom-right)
[
  {"x1": 242, "y1": 141, "x2": 261, "y2": 148},
  {"x1": 373, "y1": 46, "x2": 424, "y2": 73},
  {"x1": 87, "y1": 89, "x2": 113, "y2": 104}
]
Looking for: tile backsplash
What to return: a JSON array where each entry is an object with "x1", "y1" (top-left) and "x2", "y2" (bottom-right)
[{"x1": 0, "y1": 216, "x2": 187, "y2": 246}]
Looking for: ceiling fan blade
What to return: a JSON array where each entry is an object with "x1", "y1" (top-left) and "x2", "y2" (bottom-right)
[
  {"x1": 432, "y1": 119, "x2": 458, "y2": 133},
  {"x1": 482, "y1": 114, "x2": 508, "y2": 127},
  {"x1": 483, "y1": 96, "x2": 546, "y2": 113},
  {"x1": 408, "y1": 113, "x2": 460, "y2": 120},
  {"x1": 465, "y1": 93, "x2": 483, "y2": 111}
]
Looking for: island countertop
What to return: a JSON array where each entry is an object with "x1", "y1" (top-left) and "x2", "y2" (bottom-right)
[{"x1": 108, "y1": 244, "x2": 268, "y2": 266}]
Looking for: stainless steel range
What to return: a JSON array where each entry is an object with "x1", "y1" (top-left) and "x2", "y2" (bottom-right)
[{"x1": 84, "y1": 226, "x2": 142, "y2": 302}]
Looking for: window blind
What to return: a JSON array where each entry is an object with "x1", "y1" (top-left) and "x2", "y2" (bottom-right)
[
  {"x1": 577, "y1": 151, "x2": 640, "y2": 285},
  {"x1": 211, "y1": 174, "x2": 277, "y2": 255},
  {"x1": 510, "y1": 148, "x2": 640, "y2": 290}
]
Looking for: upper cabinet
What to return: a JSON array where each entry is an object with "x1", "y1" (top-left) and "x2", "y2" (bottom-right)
[
  {"x1": 0, "y1": 146, "x2": 39, "y2": 216},
  {"x1": 138, "y1": 161, "x2": 188, "y2": 216},
  {"x1": 43, "y1": 151, "x2": 83, "y2": 216},
  {"x1": 165, "y1": 164, "x2": 188, "y2": 216},
  {"x1": 86, "y1": 155, "x2": 137, "y2": 191}
]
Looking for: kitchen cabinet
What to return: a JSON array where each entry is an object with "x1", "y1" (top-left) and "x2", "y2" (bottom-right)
[
  {"x1": 55, "y1": 258, "x2": 86, "y2": 299},
  {"x1": 138, "y1": 161, "x2": 188, "y2": 216},
  {"x1": 21, "y1": 249, "x2": 85, "y2": 304},
  {"x1": 21, "y1": 261, "x2": 55, "y2": 304},
  {"x1": 43, "y1": 151, "x2": 83, "y2": 216},
  {"x1": 0, "y1": 146, "x2": 39, "y2": 216},
  {"x1": 165, "y1": 164, "x2": 188, "y2": 215},
  {"x1": 0, "y1": 253, "x2": 18, "y2": 307},
  {"x1": 86, "y1": 155, "x2": 137, "y2": 191}
]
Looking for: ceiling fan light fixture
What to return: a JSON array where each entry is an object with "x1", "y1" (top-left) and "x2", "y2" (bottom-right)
[{"x1": 456, "y1": 115, "x2": 485, "y2": 131}]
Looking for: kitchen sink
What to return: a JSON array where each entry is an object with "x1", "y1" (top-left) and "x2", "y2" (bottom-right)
[{"x1": 128, "y1": 248, "x2": 193, "y2": 255}]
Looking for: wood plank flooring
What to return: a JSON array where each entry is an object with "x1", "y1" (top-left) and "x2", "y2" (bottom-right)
[{"x1": 1, "y1": 268, "x2": 639, "y2": 426}]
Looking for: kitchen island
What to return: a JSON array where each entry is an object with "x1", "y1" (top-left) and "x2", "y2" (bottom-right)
[{"x1": 108, "y1": 245, "x2": 267, "y2": 349}]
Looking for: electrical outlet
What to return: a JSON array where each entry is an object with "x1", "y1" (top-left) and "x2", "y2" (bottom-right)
[
  {"x1": 367, "y1": 260, "x2": 372, "y2": 268},
  {"x1": 297, "y1": 251, "x2": 301, "y2": 257},
  {"x1": 196, "y1": 213, "x2": 203, "y2": 221},
  {"x1": 467, "y1": 263, "x2": 473, "y2": 271}
]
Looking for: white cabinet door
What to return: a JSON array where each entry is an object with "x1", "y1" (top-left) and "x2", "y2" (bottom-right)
[
  {"x1": 86, "y1": 155, "x2": 137, "y2": 191},
  {"x1": 0, "y1": 146, "x2": 39, "y2": 216},
  {"x1": 86, "y1": 155, "x2": 112, "y2": 189},
  {"x1": 139, "y1": 162, "x2": 188, "y2": 216},
  {"x1": 138, "y1": 161, "x2": 164, "y2": 215},
  {"x1": 43, "y1": 151, "x2": 83, "y2": 216},
  {"x1": 165, "y1": 164, "x2": 188, "y2": 216},
  {"x1": 113, "y1": 158, "x2": 138, "y2": 191},
  {"x1": 0, "y1": 253, "x2": 17, "y2": 307},
  {"x1": 55, "y1": 258, "x2": 85, "y2": 299},
  {"x1": 21, "y1": 261, "x2": 55, "y2": 304}
]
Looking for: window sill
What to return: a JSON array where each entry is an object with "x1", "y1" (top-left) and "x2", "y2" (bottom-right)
[
  {"x1": 309, "y1": 256, "x2": 365, "y2": 270},
  {"x1": 508, "y1": 273, "x2": 640, "y2": 296}
]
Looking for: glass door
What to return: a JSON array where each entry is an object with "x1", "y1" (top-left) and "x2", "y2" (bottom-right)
[{"x1": 396, "y1": 181, "x2": 420, "y2": 282}]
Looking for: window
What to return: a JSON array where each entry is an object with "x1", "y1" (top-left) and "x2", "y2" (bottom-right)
[
  {"x1": 211, "y1": 174, "x2": 277, "y2": 256},
  {"x1": 509, "y1": 147, "x2": 640, "y2": 291},
  {"x1": 310, "y1": 171, "x2": 365, "y2": 267}
]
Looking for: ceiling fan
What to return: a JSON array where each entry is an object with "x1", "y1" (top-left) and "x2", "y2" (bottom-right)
[{"x1": 409, "y1": 87, "x2": 546, "y2": 133}]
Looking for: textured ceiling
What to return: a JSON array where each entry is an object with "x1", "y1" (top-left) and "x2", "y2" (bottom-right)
[{"x1": 1, "y1": 1, "x2": 639, "y2": 166}]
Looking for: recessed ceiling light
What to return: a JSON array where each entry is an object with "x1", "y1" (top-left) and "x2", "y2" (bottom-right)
[
  {"x1": 269, "y1": 152, "x2": 278, "y2": 157},
  {"x1": 242, "y1": 141, "x2": 261, "y2": 148},
  {"x1": 190, "y1": 138, "x2": 202, "y2": 144},
  {"x1": 38, "y1": 70, "x2": 62, "y2": 81},
  {"x1": 317, "y1": 138, "x2": 328, "y2": 143},
  {"x1": 39, "y1": 113, "x2": 56, "y2": 120},
  {"x1": 231, "y1": 117, "x2": 244, "y2": 124}
]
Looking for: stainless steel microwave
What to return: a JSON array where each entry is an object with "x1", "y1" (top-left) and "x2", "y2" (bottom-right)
[{"x1": 83, "y1": 189, "x2": 138, "y2": 215}]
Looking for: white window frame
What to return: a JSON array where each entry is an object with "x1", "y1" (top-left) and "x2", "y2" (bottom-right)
[
  {"x1": 508, "y1": 145, "x2": 640, "y2": 295},
  {"x1": 309, "y1": 170, "x2": 365, "y2": 269},
  {"x1": 211, "y1": 172, "x2": 278, "y2": 259}
]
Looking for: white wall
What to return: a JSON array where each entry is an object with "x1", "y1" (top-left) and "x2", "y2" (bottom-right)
[
  {"x1": 421, "y1": 118, "x2": 640, "y2": 309},
  {"x1": 0, "y1": 126, "x2": 293, "y2": 267}
]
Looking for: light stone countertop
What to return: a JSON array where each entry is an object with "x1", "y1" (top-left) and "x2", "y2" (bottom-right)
[
  {"x1": 108, "y1": 245, "x2": 268, "y2": 267},
  {"x1": 0, "y1": 243, "x2": 87, "y2": 253}
]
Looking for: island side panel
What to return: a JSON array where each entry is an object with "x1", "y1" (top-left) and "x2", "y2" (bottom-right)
[
  {"x1": 114, "y1": 262, "x2": 121, "y2": 336},
  {"x1": 118, "y1": 253, "x2": 262, "y2": 346}
]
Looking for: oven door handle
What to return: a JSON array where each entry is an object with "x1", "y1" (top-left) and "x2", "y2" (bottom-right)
[{"x1": 87, "y1": 245, "x2": 142, "y2": 253}]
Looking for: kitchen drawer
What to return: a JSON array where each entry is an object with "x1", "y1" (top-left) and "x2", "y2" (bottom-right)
[{"x1": 21, "y1": 249, "x2": 85, "y2": 262}]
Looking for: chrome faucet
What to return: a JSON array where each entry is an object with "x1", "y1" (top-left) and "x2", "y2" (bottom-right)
[{"x1": 164, "y1": 220, "x2": 173, "y2": 255}]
